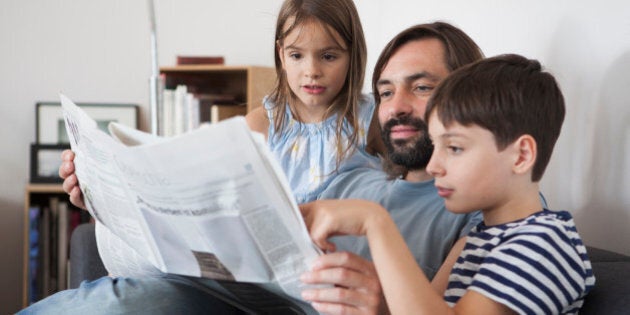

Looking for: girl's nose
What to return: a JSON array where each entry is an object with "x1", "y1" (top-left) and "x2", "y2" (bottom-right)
[{"x1": 304, "y1": 57, "x2": 322, "y2": 79}]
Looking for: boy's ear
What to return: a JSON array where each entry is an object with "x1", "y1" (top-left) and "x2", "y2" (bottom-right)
[{"x1": 512, "y1": 134, "x2": 537, "y2": 175}]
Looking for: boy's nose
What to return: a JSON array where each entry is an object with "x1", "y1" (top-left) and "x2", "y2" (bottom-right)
[{"x1": 426, "y1": 151, "x2": 443, "y2": 177}]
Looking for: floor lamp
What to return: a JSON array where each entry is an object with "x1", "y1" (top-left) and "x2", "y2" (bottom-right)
[{"x1": 148, "y1": 0, "x2": 160, "y2": 135}]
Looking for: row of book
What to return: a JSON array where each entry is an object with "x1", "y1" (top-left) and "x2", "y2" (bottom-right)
[
  {"x1": 27, "y1": 196, "x2": 92, "y2": 304},
  {"x1": 158, "y1": 85, "x2": 246, "y2": 137}
]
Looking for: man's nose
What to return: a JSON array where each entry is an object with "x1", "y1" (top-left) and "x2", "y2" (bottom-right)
[{"x1": 387, "y1": 91, "x2": 415, "y2": 119}]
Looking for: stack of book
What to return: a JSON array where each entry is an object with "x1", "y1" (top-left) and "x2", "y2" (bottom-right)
[{"x1": 159, "y1": 84, "x2": 245, "y2": 137}]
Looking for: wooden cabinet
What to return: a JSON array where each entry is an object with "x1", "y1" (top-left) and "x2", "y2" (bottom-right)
[{"x1": 160, "y1": 65, "x2": 276, "y2": 121}]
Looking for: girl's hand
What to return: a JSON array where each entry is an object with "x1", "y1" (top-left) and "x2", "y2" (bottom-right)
[{"x1": 300, "y1": 199, "x2": 388, "y2": 252}]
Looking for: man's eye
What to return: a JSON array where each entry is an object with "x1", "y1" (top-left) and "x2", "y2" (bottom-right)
[
  {"x1": 379, "y1": 90, "x2": 392, "y2": 99},
  {"x1": 414, "y1": 85, "x2": 433, "y2": 92}
]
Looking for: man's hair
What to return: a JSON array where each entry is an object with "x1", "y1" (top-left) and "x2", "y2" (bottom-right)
[
  {"x1": 425, "y1": 54, "x2": 566, "y2": 182},
  {"x1": 270, "y1": 0, "x2": 367, "y2": 167},
  {"x1": 372, "y1": 21, "x2": 484, "y2": 106},
  {"x1": 372, "y1": 22, "x2": 484, "y2": 178}
]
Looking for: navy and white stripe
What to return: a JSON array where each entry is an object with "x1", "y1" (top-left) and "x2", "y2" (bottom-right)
[{"x1": 444, "y1": 209, "x2": 595, "y2": 314}]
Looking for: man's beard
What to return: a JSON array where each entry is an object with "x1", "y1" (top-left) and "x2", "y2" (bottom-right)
[{"x1": 381, "y1": 115, "x2": 434, "y2": 170}]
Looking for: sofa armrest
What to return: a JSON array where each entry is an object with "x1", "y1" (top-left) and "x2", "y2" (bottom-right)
[{"x1": 69, "y1": 223, "x2": 108, "y2": 289}]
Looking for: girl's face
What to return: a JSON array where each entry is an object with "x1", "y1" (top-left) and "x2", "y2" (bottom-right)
[{"x1": 278, "y1": 19, "x2": 349, "y2": 121}]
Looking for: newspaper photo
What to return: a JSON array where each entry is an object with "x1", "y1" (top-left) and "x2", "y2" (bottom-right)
[{"x1": 60, "y1": 94, "x2": 322, "y2": 301}]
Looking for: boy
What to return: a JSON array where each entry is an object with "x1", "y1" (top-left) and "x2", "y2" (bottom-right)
[{"x1": 300, "y1": 54, "x2": 595, "y2": 314}]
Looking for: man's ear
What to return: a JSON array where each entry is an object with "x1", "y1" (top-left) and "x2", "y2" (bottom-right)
[{"x1": 512, "y1": 134, "x2": 537, "y2": 175}]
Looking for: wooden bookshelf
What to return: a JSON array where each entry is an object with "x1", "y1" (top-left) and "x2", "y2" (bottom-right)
[
  {"x1": 159, "y1": 65, "x2": 276, "y2": 115},
  {"x1": 22, "y1": 184, "x2": 91, "y2": 307}
]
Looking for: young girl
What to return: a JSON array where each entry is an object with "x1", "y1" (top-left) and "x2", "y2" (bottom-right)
[
  {"x1": 246, "y1": 0, "x2": 384, "y2": 204},
  {"x1": 58, "y1": 0, "x2": 383, "y2": 279},
  {"x1": 62, "y1": 0, "x2": 382, "y2": 208},
  {"x1": 300, "y1": 55, "x2": 594, "y2": 314}
]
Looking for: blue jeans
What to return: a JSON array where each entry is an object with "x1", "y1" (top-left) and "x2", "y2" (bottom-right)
[{"x1": 19, "y1": 275, "x2": 314, "y2": 314}]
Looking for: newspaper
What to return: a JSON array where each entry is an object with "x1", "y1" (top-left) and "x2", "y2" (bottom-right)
[{"x1": 60, "y1": 94, "x2": 322, "y2": 301}]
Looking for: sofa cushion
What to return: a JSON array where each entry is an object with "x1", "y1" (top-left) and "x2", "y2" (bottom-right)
[{"x1": 580, "y1": 246, "x2": 630, "y2": 314}]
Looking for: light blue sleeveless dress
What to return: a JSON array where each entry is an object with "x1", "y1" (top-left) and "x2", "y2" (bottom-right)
[{"x1": 264, "y1": 95, "x2": 382, "y2": 203}]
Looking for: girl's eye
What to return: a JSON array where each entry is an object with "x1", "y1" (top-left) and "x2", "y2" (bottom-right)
[
  {"x1": 289, "y1": 52, "x2": 302, "y2": 60},
  {"x1": 322, "y1": 53, "x2": 337, "y2": 61}
]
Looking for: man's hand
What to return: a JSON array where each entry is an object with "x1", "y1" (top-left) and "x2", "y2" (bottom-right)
[
  {"x1": 59, "y1": 149, "x2": 87, "y2": 210},
  {"x1": 300, "y1": 251, "x2": 388, "y2": 315}
]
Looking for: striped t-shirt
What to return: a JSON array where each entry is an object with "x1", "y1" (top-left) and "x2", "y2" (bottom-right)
[{"x1": 444, "y1": 209, "x2": 595, "y2": 314}]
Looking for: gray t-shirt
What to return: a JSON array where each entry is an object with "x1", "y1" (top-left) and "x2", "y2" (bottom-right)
[{"x1": 318, "y1": 167, "x2": 482, "y2": 279}]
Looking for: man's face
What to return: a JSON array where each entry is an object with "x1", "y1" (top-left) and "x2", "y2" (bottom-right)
[{"x1": 375, "y1": 38, "x2": 451, "y2": 170}]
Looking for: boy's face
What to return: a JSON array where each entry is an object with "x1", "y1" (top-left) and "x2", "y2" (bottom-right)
[
  {"x1": 426, "y1": 112, "x2": 515, "y2": 215},
  {"x1": 278, "y1": 19, "x2": 349, "y2": 120}
]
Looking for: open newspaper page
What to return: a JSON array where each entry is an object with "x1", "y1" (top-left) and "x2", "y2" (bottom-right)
[{"x1": 60, "y1": 94, "x2": 321, "y2": 300}]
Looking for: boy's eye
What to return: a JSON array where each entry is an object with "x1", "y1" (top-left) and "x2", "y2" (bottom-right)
[{"x1": 448, "y1": 146, "x2": 463, "y2": 154}]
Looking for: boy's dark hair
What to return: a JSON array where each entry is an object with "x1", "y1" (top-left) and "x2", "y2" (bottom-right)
[
  {"x1": 372, "y1": 21, "x2": 484, "y2": 179},
  {"x1": 425, "y1": 54, "x2": 566, "y2": 182}
]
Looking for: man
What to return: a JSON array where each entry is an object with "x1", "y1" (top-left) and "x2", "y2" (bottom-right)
[
  {"x1": 299, "y1": 22, "x2": 485, "y2": 313},
  {"x1": 30, "y1": 21, "x2": 483, "y2": 315}
]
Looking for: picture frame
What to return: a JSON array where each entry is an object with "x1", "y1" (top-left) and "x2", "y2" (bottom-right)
[
  {"x1": 36, "y1": 101, "x2": 139, "y2": 144},
  {"x1": 30, "y1": 143, "x2": 71, "y2": 183}
]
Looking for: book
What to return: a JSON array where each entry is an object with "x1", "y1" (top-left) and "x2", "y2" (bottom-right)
[
  {"x1": 57, "y1": 201, "x2": 69, "y2": 290},
  {"x1": 40, "y1": 204, "x2": 50, "y2": 298},
  {"x1": 176, "y1": 56, "x2": 224, "y2": 65},
  {"x1": 28, "y1": 206, "x2": 40, "y2": 304},
  {"x1": 161, "y1": 85, "x2": 203, "y2": 136},
  {"x1": 60, "y1": 94, "x2": 322, "y2": 313},
  {"x1": 210, "y1": 104, "x2": 246, "y2": 123},
  {"x1": 49, "y1": 197, "x2": 59, "y2": 293}
]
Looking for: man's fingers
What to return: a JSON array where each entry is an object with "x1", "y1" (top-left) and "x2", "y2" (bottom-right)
[
  {"x1": 59, "y1": 161, "x2": 74, "y2": 178},
  {"x1": 63, "y1": 175, "x2": 87, "y2": 210},
  {"x1": 69, "y1": 186, "x2": 87, "y2": 210},
  {"x1": 61, "y1": 149, "x2": 75, "y2": 161},
  {"x1": 301, "y1": 252, "x2": 383, "y2": 314},
  {"x1": 62, "y1": 174, "x2": 77, "y2": 194},
  {"x1": 308, "y1": 301, "x2": 364, "y2": 315},
  {"x1": 302, "y1": 266, "x2": 379, "y2": 293},
  {"x1": 302, "y1": 285, "x2": 380, "y2": 308},
  {"x1": 312, "y1": 252, "x2": 378, "y2": 276}
]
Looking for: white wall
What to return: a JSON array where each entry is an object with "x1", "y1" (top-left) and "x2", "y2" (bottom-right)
[{"x1": 1, "y1": 0, "x2": 628, "y2": 312}]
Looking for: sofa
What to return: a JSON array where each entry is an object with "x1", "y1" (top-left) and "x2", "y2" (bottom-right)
[
  {"x1": 69, "y1": 223, "x2": 630, "y2": 313},
  {"x1": 580, "y1": 246, "x2": 630, "y2": 314}
]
